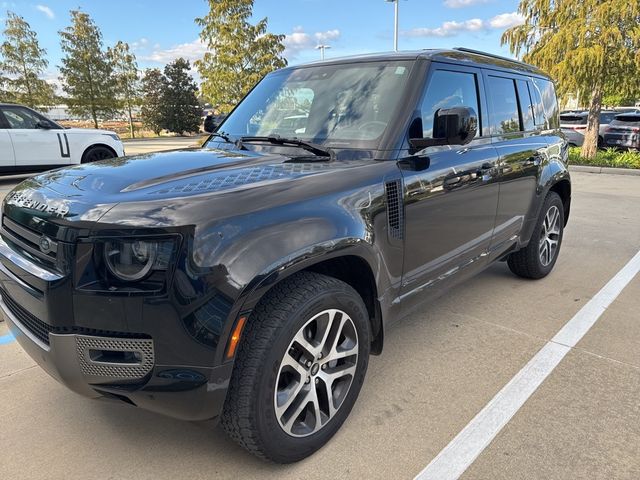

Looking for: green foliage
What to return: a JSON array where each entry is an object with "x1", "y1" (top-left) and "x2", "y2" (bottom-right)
[
  {"x1": 602, "y1": 93, "x2": 637, "y2": 108},
  {"x1": 108, "y1": 41, "x2": 140, "y2": 138},
  {"x1": 140, "y1": 68, "x2": 166, "y2": 135},
  {"x1": 196, "y1": 0, "x2": 287, "y2": 113},
  {"x1": 568, "y1": 147, "x2": 640, "y2": 169},
  {"x1": 160, "y1": 58, "x2": 201, "y2": 134},
  {"x1": 59, "y1": 10, "x2": 117, "y2": 128},
  {"x1": 502, "y1": 1, "x2": 640, "y2": 159},
  {"x1": 0, "y1": 12, "x2": 55, "y2": 108}
]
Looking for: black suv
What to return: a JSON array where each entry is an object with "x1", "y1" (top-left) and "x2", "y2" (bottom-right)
[{"x1": 0, "y1": 48, "x2": 570, "y2": 463}]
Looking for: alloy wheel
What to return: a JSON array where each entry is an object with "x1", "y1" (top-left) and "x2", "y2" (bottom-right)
[
  {"x1": 274, "y1": 308, "x2": 359, "y2": 437},
  {"x1": 539, "y1": 205, "x2": 561, "y2": 266}
]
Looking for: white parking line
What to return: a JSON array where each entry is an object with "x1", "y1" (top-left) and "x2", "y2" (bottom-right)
[{"x1": 415, "y1": 249, "x2": 640, "y2": 480}]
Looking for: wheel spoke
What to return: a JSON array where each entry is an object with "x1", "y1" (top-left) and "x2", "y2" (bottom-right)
[
  {"x1": 283, "y1": 388, "x2": 313, "y2": 432},
  {"x1": 293, "y1": 329, "x2": 318, "y2": 359},
  {"x1": 310, "y1": 387, "x2": 323, "y2": 433},
  {"x1": 281, "y1": 351, "x2": 308, "y2": 378},
  {"x1": 326, "y1": 344, "x2": 358, "y2": 362},
  {"x1": 321, "y1": 363, "x2": 357, "y2": 383}
]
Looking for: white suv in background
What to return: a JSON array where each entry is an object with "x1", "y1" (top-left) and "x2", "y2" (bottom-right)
[{"x1": 0, "y1": 103, "x2": 124, "y2": 173}]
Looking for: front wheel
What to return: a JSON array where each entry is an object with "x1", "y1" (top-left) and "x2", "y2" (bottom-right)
[
  {"x1": 508, "y1": 191, "x2": 565, "y2": 279},
  {"x1": 82, "y1": 145, "x2": 116, "y2": 163},
  {"x1": 221, "y1": 271, "x2": 371, "y2": 463}
]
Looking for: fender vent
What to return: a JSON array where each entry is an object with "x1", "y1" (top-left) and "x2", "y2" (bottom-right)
[{"x1": 385, "y1": 180, "x2": 404, "y2": 240}]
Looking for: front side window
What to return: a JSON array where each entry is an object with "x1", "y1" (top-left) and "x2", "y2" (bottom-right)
[
  {"x1": 214, "y1": 61, "x2": 413, "y2": 150},
  {"x1": 420, "y1": 70, "x2": 480, "y2": 138},
  {"x1": 1, "y1": 107, "x2": 42, "y2": 129},
  {"x1": 487, "y1": 76, "x2": 521, "y2": 135}
]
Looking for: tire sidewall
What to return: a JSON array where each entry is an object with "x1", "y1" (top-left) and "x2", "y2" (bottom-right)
[
  {"x1": 82, "y1": 146, "x2": 115, "y2": 163},
  {"x1": 254, "y1": 286, "x2": 370, "y2": 462}
]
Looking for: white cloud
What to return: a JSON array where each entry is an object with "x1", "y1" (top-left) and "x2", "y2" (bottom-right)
[
  {"x1": 35, "y1": 4, "x2": 54, "y2": 19},
  {"x1": 139, "y1": 38, "x2": 207, "y2": 64},
  {"x1": 284, "y1": 26, "x2": 341, "y2": 59},
  {"x1": 404, "y1": 19, "x2": 484, "y2": 37},
  {"x1": 403, "y1": 12, "x2": 524, "y2": 37},
  {"x1": 488, "y1": 12, "x2": 525, "y2": 29},
  {"x1": 444, "y1": 0, "x2": 490, "y2": 8}
]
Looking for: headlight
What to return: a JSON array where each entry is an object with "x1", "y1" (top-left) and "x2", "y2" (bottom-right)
[{"x1": 101, "y1": 238, "x2": 176, "y2": 283}]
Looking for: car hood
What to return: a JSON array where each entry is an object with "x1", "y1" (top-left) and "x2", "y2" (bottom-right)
[
  {"x1": 2, "y1": 148, "x2": 371, "y2": 233},
  {"x1": 62, "y1": 127, "x2": 118, "y2": 136}
]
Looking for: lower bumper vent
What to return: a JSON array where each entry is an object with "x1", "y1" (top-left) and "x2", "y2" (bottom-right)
[{"x1": 76, "y1": 335, "x2": 154, "y2": 380}]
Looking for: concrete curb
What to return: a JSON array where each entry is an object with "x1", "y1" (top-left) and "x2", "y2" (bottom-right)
[{"x1": 569, "y1": 165, "x2": 640, "y2": 176}]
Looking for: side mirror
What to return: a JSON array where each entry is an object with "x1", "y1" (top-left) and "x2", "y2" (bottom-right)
[
  {"x1": 409, "y1": 107, "x2": 478, "y2": 150},
  {"x1": 36, "y1": 120, "x2": 54, "y2": 130}
]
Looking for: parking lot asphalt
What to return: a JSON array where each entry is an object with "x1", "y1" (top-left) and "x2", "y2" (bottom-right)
[{"x1": 0, "y1": 170, "x2": 639, "y2": 480}]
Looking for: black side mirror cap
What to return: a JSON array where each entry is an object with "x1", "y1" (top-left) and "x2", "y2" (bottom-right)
[
  {"x1": 36, "y1": 120, "x2": 54, "y2": 129},
  {"x1": 409, "y1": 106, "x2": 478, "y2": 151}
]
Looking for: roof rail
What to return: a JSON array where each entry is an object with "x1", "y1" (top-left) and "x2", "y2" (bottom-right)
[{"x1": 453, "y1": 47, "x2": 529, "y2": 67}]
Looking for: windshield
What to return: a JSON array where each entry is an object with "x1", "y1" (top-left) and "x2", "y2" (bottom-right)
[{"x1": 210, "y1": 61, "x2": 413, "y2": 150}]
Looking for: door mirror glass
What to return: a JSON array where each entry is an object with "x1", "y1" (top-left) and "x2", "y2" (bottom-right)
[{"x1": 410, "y1": 106, "x2": 477, "y2": 149}]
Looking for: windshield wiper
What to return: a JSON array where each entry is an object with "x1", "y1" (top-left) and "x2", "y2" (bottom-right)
[
  {"x1": 238, "y1": 135, "x2": 334, "y2": 160},
  {"x1": 209, "y1": 131, "x2": 244, "y2": 147}
]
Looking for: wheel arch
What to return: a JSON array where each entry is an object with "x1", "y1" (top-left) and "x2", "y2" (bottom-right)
[
  {"x1": 81, "y1": 143, "x2": 118, "y2": 163},
  {"x1": 238, "y1": 247, "x2": 385, "y2": 356},
  {"x1": 549, "y1": 178, "x2": 571, "y2": 226}
]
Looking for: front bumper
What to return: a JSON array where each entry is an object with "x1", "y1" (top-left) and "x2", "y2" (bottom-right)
[{"x1": 0, "y1": 237, "x2": 232, "y2": 421}]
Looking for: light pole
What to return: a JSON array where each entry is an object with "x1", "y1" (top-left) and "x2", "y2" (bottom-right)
[
  {"x1": 386, "y1": 0, "x2": 400, "y2": 51},
  {"x1": 315, "y1": 44, "x2": 331, "y2": 60}
]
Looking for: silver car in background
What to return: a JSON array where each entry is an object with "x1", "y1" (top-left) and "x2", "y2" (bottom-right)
[{"x1": 560, "y1": 110, "x2": 619, "y2": 147}]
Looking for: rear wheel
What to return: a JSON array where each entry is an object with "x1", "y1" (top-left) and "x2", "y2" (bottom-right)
[
  {"x1": 82, "y1": 145, "x2": 116, "y2": 163},
  {"x1": 508, "y1": 191, "x2": 564, "y2": 279},
  {"x1": 221, "y1": 271, "x2": 370, "y2": 463}
]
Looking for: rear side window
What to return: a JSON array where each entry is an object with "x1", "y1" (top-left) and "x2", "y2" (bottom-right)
[
  {"x1": 533, "y1": 78, "x2": 560, "y2": 129},
  {"x1": 487, "y1": 76, "x2": 520, "y2": 135},
  {"x1": 515, "y1": 79, "x2": 535, "y2": 131},
  {"x1": 600, "y1": 112, "x2": 617, "y2": 124},
  {"x1": 420, "y1": 70, "x2": 480, "y2": 138}
]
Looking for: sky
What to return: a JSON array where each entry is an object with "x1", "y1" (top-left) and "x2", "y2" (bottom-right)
[{"x1": 0, "y1": 0, "x2": 524, "y2": 85}]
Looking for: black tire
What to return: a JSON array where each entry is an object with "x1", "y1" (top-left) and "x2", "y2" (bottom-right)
[
  {"x1": 82, "y1": 145, "x2": 116, "y2": 163},
  {"x1": 221, "y1": 271, "x2": 371, "y2": 463},
  {"x1": 508, "y1": 191, "x2": 564, "y2": 279}
]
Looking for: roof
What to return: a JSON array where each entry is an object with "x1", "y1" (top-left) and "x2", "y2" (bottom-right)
[{"x1": 288, "y1": 48, "x2": 548, "y2": 79}]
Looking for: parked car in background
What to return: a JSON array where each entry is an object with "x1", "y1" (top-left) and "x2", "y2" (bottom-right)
[
  {"x1": 603, "y1": 113, "x2": 640, "y2": 150},
  {"x1": 0, "y1": 103, "x2": 124, "y2": 173},
  {"x1": 560, "y1": 110, "x2": 618, "y2": 147}
]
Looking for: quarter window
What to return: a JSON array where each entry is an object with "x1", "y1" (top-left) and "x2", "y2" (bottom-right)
[
  {"x1": 487, "y1": 76, "x2": 521, "y2": 135},
  {"x1": 533, "y1": 78, "x2": 559, "y2": 129},
  {"x1": 516, "y1": 79, "x2": 535, "y2": 131},
  {"x1": 420, "y1": 70, "x2": 480, "y2": 138}
]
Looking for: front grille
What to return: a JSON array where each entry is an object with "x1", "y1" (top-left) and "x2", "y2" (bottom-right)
[
  {"x1": 1, "y1": 217, "x2": 58, "y2": 268},
  {"x1": 0, "y1": 288, "x2": 150, "y2": 347},
  {"x1": 1, "y1": 288, "x2": 52, "y2": 345}
]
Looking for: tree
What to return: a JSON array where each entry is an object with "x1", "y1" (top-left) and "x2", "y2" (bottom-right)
[
  {"x1": 502, "y1": 1, "x2": 640, "y2": 159},
  {"x1": 59, "y1": 10, "x2": 117, "y2": 128},
  {"x1": 195, "y1": 0, "x2": 287, "y2": 113},
  {"x1": 140, "y1": 68, "x2": 166, "y2": 136},
  {"x1": 0, "y1": 12, "x2": 55, "y2": 108},
  {"x1": 160, "y1": 58, "x2": 201, "y2": 134},
  {"x1": 108, "y1": 41, "x2": 140, "y2": 138}
]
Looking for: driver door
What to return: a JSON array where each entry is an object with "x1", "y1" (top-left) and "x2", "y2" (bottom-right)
[
  {"x1": 399, "y1": 64, "x2": 500, "y2": 308},
  {"x1": 0, "y1": 105, "x2": 69, "y2": 168}
]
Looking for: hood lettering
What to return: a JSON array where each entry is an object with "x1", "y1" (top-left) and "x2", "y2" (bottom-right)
[{"x1": 6, "y1": 190, "x2": 70, "y2": 217}]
